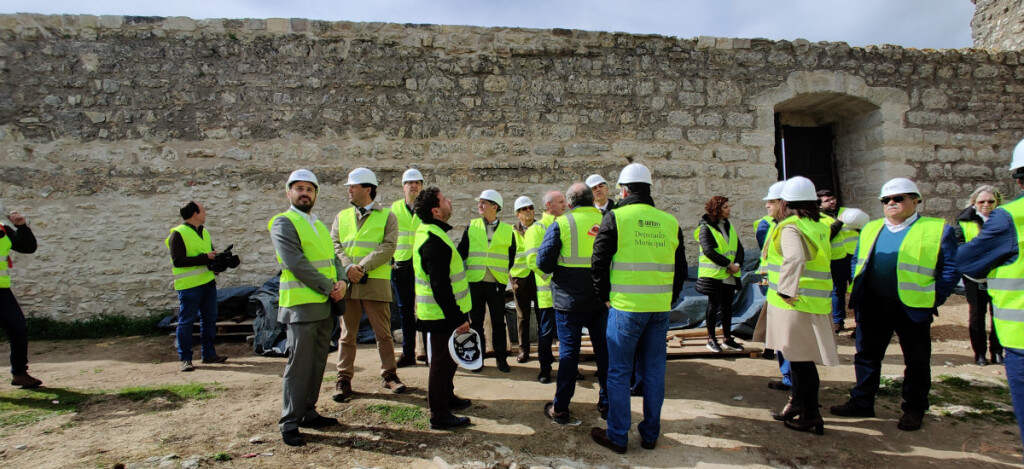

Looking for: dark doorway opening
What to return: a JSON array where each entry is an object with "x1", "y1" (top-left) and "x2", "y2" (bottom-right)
[{"x1": 773, "y1": 114, "x2": 840, "y2": 202}]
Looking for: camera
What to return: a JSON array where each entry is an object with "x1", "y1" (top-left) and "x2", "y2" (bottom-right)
[{"x1": 209, "y1": 244, "x2": 241, "y2": 273}]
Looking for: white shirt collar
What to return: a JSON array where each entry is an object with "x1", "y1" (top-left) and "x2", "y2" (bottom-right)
[
  {"x1": 883, "y1": 212, "x2": 919, "y2": 233},
  {"x1": 289, "y1": 205, "x2": 319, "y2": 233}
]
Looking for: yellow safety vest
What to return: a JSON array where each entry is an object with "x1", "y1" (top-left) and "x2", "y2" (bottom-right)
[
  {"x1": 765, "y1": 216, "x2": 833, "y2": 314},
  {"x1": 820, "y1": 214, "x2": 847, "y2": 261},
  {"x1": 511, "y1": 224, "x2": 533, "y2": 278},
  {"x1": 694, "y1": 222, "x2": 739, "y2": 280},
  {"x1": 465, "y1": 218, "x2": 514, "y2": 284},
  {"x1": 852, "y1": 217, "x2": 945, "y2": 308},
  {"x1": 336, "y1": 207, "x2": 392, "y2": 280},
  {"x1": 959, "y1": 220, "x2": 981, "y2": 243},
  {"x1": 164, "y1": 224, "x2": 216, "y2": 291},
  {"x1": 608, "y1": 204, "x2": 680, "y2": 312},
  {"x1": 527, "y1": 213, "x2": 556, "y2": 308},
  {"x1": 987, "y1": 199, "x2": 1024, "y2": 348},
  {"x1": 556, "y1": 207, "x2": 603, "y2": 268},
  {"x1": 269, "y1": 211, "x2": 338, "y2": 307},
  {"x1": 390, "y1": 199, "x2": 421, "y2": 262},
  {"x1": 413, "y1": 223, "x2": 472, "y2": 320},
  {"x1": 0, "y1": 232, "x2": 11, "y2": 289}
]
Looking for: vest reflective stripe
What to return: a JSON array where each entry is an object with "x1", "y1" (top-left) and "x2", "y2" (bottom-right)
[
  {"x1": 765, "y1": 216, "x2": 833, "y2": 314},
  {"x1": 0, "y1": 234, "x2": 10, "y2": 288},
  {"x1": 465, "y1": 218, "x2": 514, "y2": 284},
  {"x1": 413, "y1": 223, "x2": 472, "y2": 320},
  {"x1": 694, "y1": 223, "x2": 739, "y2": 280},
  {"x1": 852, "y1": 217, "x2": 945, "y2": 308},
  {"x1": 959, "y1": 220, "x2": 981, "y2": 243},
  {"x1": 269, "y1": 212, "x2": 338, "y2": 307},
  {"x1": 527, "y1": 213, "x2": 556, "y2": 308},
  {"x1": 164, "y1": 224, "x2": 216, "y2": 291},
  {"x1": 820, "y1": 214, "x2": 847, "y2": 260},
  {"x1": 391, "y1": 199, "x2": 421, "y2": 262},
  {"x1": 556, "y1": 207, "x2": 603, "y2": 268},
  {"x1": 336, "y1": 207, "x2": 392, "y2": 280},
  {"x1": 510, "y1": 227, "x2": 532, "y2": 278},
  {"x1": 840, "y1": 228, "x2": 860, "y2": 256},
  {"x1": 988, "y1": 199, "x2": 1024, "y2": 348},
  {"x1": 608, "y1": 204, "x2": 680, "y2": 312}
]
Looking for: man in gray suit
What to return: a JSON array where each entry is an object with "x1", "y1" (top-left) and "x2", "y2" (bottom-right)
[{"x1": 270, "y1": 169, "x2": 348, "y2": 447}]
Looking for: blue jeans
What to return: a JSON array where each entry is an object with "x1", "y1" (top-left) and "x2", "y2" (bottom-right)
[
  {"x1": 830, "y1": 256, "x2": 851, "y2": 324},
  {"x1": 537, "y1": 307, "x2": 556, "y2": 370},
  {"x1": 392, "y1": 264, "x2": 418, "y2": 358},
  {"x1": 553, "y1": 308, "x2": 608, "y2": 413},
  {"x1": 175, "y1": 281, "x2": 218, "y2": 361},
  {"x1": 777, "y1": 351, "x2": 792, "y2": 386},
  {"x1": 606, "y1": 307, "x2": 668, "y2": 447},
  {"x1": 1004, "y1": 347, "x2": 1024, "y2": 462}
]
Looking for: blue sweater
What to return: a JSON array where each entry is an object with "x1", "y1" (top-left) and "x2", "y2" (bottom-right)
[{"x1": 958, "y1": 193, "x2": 1023, "y2": 279}]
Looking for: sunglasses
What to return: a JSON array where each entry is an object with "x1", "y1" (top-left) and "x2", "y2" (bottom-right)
[
  {"x1": 517, "y1": 206, "x2": 534, "y2": 211},
  {"x1": 976, "y1": 200, "x2": 997, "y2": 205},
  {"x1": 879, "y1": 195, "x2": 910, "y2": 204}
]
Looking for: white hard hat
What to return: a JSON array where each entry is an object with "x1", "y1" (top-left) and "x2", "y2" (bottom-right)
[
  {"x1": 345, "y1": 167, "x2": 378, "y2": 186},
  {"x1": 476, "y1": 189, "x2": 503, "y2": 209},
  {"x1": 402, "y1": 168, "x2": 424, "y2": 183},
  {"x1": 838, "y1": 208, "x2": 870, "y2": 230},
  {"x1": 763, "y1": 181, "x2": 786, "y2": 201},
  {"x1": 448, "y1": 330, "x2": 483, "y2": 371},
  {"x1": 286, "y1": 169, "x2": 319, "y2": 191},
  {"x1": 879, "y1": 178, "x2": 920, "y2": 199},
  {"x1": 585, "y1": 174, "x2": 607, "y2": 188},
  {"x1": 514, "y1": 196, "x2": 535, "y2": 211},
  {"x1": 617, "y1": 163, "x2": 653, "y2": 186},
  {"x1": 1012, "y1": 138, "x2": 1024, "y2": 172},
  {"x1": 781, "y1": 176, "x2": 817, "y2": 202}
]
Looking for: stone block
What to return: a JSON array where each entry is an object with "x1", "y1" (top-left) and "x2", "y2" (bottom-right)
[
  {"x1": 654, "y1": 127, "x2": 683, "y2": 141},
  {"x1": 564, "y1": 143, "x2": 610, "y2": 157},
  {"x1": 714, "y1": 146, "x2": 750, "y2": 162},
  {"x1": 696, "y1": 36, "x2": 716, "y2": 49},
  {"x1": 687, "y1": 129, "x2": 719, "y2": 145},
  {"x1": 533, "y1": 144, "x2": 562, "y2": 156},
  {"x1": 952, "y1": 164, "x2": 993, "y2": 179},
  {"x1": 266, "y1": 18, "x2": 290, "y2": 33},
  {"x1": 222, "y1": 148, "x2": 252, "y2": 161},
  {"x1": 97, "y1": 15, "x2": 123, "y2": 29},
  {"x1": 164, "y1": 17, "x2": 196, "y2": 32},
  {"x1": 612, "y1": 141, "x2": 637, "y2": 157}
]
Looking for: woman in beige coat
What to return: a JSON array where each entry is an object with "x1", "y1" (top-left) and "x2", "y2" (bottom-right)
[{"x1": 758, "y1": 177, "x2": 840, "y2": 435}]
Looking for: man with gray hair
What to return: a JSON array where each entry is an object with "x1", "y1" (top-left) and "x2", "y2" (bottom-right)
[
  {"x1": 525, "y1": 190, "x2": 566, "y2": 382},
  {"x1": 537, "y1": 183, "x2": 610, "y2": 423}
]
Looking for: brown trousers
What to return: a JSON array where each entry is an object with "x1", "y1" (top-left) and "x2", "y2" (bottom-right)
[
  {"x1": 336, "y1": 298, "x2": 397, "y2": 380},
  {"x1": 512, "y1": 275, "x2": 538, "y2": 354}
]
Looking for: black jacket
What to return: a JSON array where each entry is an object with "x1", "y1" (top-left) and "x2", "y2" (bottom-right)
[
  {"x1": 952, "y1": 206, "x2": 983, "y2": 245},
  {"x1": 536, "y1": 212, "x2": 604, "y2": 313},
  {"x1": 0, "y1": 223, "x2": 37, "y2": 255},
  {"x1": 416, "y1": 218, "x2": 470, "y2": 334},
  {"x1": 591, "y1": 194, "x2": 687, "y2": 305},
  {"x1": 695, "y1": 215, "x2": 745, "y2": 295}
]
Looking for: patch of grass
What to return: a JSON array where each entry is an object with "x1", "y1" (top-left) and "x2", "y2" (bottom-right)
[
  {"x1": 931, "y1": 374, "x2": 1014, "y2": 424},
  {"x1": 213, "y1": 452, "x2": 232, "y2": 461},
  {"x1": 0, "y1": 314, "x2": 168, "y2": 342},
  {"x1": 0, "y1": 388, "x2": 92, "y2": 427},
  {"x1": 116, "y1": 382, "x2": 223, "y2": 402},
  {"x1": 365, "y1": 403, "x2": 427, "y2": 429},
  {"x1": 877, "y1": 376, "x2": 902, "y2": 396},
  {"x1": 323, "y1": 373, "x2": 337, "y2": 383}
]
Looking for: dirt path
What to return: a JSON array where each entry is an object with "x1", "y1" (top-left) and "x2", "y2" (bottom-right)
[{"x1": 0, "y1": 296, "x2": 1020, "y2": 468}]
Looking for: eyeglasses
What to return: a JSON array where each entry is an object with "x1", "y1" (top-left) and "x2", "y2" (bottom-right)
[
  {"x1": 976, "y1": 200, "x2": 997, "y2": 205},
  {"x1": 879, "y1": 195, "x2": 908, "y2": 204}
]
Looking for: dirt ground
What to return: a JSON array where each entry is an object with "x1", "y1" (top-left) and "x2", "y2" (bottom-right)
[{"x1": 0, "y1": 296, "x2": 1021, "y2": 469}]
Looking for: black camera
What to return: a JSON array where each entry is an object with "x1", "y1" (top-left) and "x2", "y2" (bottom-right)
[{"x1": 209, "y1": 244, "x2": 241, "y2": 273}]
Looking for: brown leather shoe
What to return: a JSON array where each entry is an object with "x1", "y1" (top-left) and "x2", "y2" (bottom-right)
[
  {"x1": 516, "y1": 351, "x2": 529, "y2": 363},
  {"x1": 396, "y1": 354, "x2": 417, "y2": 368},
  {"x1": 383, "y1": 372, "x2": 407, "y2": 394},
  {"x1": 11, "y1": 373, "x2": 42, "y2": 389},
  {"x1": 897, "y1": 410, "x2": 923, "y2": 431},
  {"x1": 590, "y1": 427, "x2": 626, "y2": 454},
  {"x1": 332, "y1": 378, "x2": 353, "y2": 402}
]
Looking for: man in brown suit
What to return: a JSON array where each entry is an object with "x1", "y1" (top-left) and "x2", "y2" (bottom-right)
[{"x1": 332, "y1": 167, "x2": 404, "y2": 401}]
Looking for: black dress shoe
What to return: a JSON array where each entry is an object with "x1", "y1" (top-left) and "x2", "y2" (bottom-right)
[
  {"x1": 829, "y1": 400, "x2": 875, "y2": 418},
  {"x1": 516, "y1": 351, "x2": 529, "y2": 363},
  {"x1": 597, "y1": 404, "x2": 608, "y2": 420},
  {"x1": 496, "y1": 359, "x2": 511, "y2": 373},
  {"x1": 537, "y1": 368, "x2": 551, "y2": 384},
  {"x1": 396, "y1": 354, "x2": 417, "y2": 368},
  {"x1": 784, "y1": 413, "x2": 824, "y2": 435},
  {"x1": 976, "y1": 356, "x2": 990, "y2": 366},
  {"x1": 590, "y1": 427, "x2": 626, "y2": 454},
  {"x1": 897, "y1": 410, "x2": 923, "y2": 431},
  {"x1": 201, "y1": 355, "x2": 228, "y2": 364},
  {"x1": 576, "y1": 371, "x2": 586, "y2": 381},
  {"x1": 767, "y1": 380, "x2": 791, "y2": 391},
  {"x1": 448, "y1": 397, "x2": 472, "y2": 411},
  {"x1": 282, "y1": 428, "x2": 306, "y2": 446},
  {"x1": 992, "y1": 353, "x2": 1004, "y2": 365},
  {"x1": 641, "y1": 439, "x2": 657, "y2": 450},
  {"x1": 299, "y1": 415, "x2": 339, "y2": 428},
  {"x1": 770, "y1": 400, "x2": 802, "y2": 421},
  {"x1": 430, "y1": 416, "x2": 471, "y2": 430}
]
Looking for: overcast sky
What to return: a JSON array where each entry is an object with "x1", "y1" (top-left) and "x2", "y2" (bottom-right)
[{"x1": 3, "y1": 0, "x2": 977, "y2": 49}]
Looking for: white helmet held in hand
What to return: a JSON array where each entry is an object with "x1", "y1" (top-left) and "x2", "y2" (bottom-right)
[
  {"x1": 449, "y1": 330, "x2": 483, "y2": 371},
  {"x1": 402, "y1": 168, "x2": 424, "y2": 183},
  {"x1": 781, "y1": 176, "x2": 817, "y2": 202},
  {"x1": 617, "y1": 163, "x2": 653, "y2": 186},
  {"x1": 879, "y1": 178, "x2": 920, "y2": 199},
  {"x1": 838, "y1": 208, "x2": 870, "y2": 230},
  {"x1": 476, "y1": 189, "x2": 503, "y2": 209},
  {"x1": 514, "y1": 196, "x2": 535, "y2": 211},
  {"x1": 763, "y1": 180, "x2": 786, "y2": 201},
  {"x1": 286, "y1": 169, "x2": 320, "y2": 191},
  {"x1": 346, "y1": 167, "x2": 378, "y2": 186}
]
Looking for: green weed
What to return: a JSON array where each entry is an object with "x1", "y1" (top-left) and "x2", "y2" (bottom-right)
[
  {"x1": 116, "y1": 382, "x2": 223, "y2": 402},
  {"x1": 0, "y1": 388, "x2": 92, "y2": 427},
  {"x1": 365, "y1": 403, "x2": 427, "y2": 429}
]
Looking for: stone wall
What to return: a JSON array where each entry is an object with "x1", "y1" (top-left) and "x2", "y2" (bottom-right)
[
  {"x1": 973, "y1": 0, "x2": 1024, "y2": 51},
  {"x1": 1, "y1": 14, "x2": 1022, "y2": 319}
]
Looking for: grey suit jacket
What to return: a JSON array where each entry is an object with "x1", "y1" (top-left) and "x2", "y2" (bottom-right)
[{"x1": 270, "y1": 212, "x2": 344, "y2": 324}]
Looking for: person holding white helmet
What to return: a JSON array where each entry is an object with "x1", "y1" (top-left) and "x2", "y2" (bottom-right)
[
  {"x1": 456, "y1": 189, "x2": 516, "y2": 372},
  {"x1": 754, "y1": 180, "x2": 793, "y2": 393},
  {"x1": 410, "y1": 186, "x2": 473, "y2": 430},
  {"x1": 817, "y1": 189, "x2": 855, "y2": 333},
  {"x1": 523, "y1": 190, "x2": 567, "y2": 380},
  {"x1": 590, "y1": 163, "x2": 687, "y2": 453},
  {"x1": 332, "y1": 167, "x2": 405, "y2": 401},
  {"x1": 391, "y1": 168, "x2": 427, "y2": 368},
  {"x1": 757, "y1": 175, "x2": 838, "y2": 436},
  {"x1": 953, "y1": 185, "x2": 1005, "y2": 366},
  {"x1": 586, "y1": 174, "x2": 615, "y2": 214},
  {"x1": 959, "y1": 138, "x2": 1024, "y2": 456},
  {"x1": 270, "y1": 169, "x2": 347, "y2": 447},
  {"x1": 831, "y1": 177, "x2": 959, "y2": 433},
  {"x1": 0, "y1": 203, "x2": 42, "y2": 389},
  {"x1": 510, "y1": 196, "x2": 540, "y2": 364}
]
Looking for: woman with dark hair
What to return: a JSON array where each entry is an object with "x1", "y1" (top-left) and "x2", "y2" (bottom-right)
[
  {"x1": 695, "y1": 196, "x2": 745, "y2": 352},
  {"x1": 762, "y1": 176, "x2": 839, "y2": 435},
  {"x1": 953, "y1": 184, "x2": 1004, "y2": 365}
]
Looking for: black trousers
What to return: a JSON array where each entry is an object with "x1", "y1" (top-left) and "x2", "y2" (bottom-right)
[
  {"x1": 789, "y1": 361, "x2": 820, "y2": 412},
  {"x1": 0, "y1": 289, "x2": 29, "y2": 375},
  {"x1": 705, "y1": 287, "x2": 736, "y2": 339},
  {"x1": 965, "y1": 280, "x2": 1002, "y2": 358},
  {"x1": 469, "y1": 282, "x2": 508, "y2": 361},
  {"x1": 427, "y1": 328, "x2": 459, "y2": 419}
]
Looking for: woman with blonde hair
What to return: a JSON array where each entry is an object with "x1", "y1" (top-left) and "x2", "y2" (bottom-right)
[{"x1": 953, "y1": 184, "x2": 1004, "y2": 365}]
